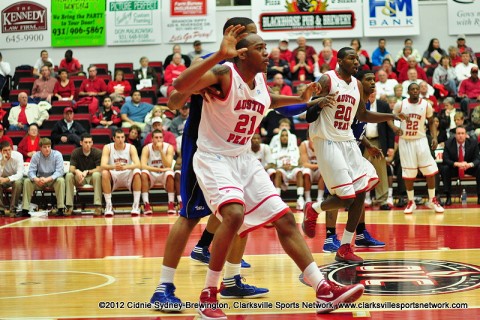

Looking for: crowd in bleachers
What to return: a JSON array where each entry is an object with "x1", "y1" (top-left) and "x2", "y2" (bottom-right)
[{"x1": 0, "y1": 33, "x2": 480, "y2": 216}]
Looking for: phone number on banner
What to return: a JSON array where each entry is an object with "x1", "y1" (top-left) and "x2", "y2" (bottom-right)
[
  {"x1": 53, "y1": 27, "x2": 104, "y2": 36},
  {"x1": 6, "y1": 34, "x2": 44, "y2": 43}
]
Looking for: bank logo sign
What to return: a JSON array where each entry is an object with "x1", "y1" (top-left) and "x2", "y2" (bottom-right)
[
  {"x1": 307, "y1": 259, "x2": 480, "y2": 295},
  {"x1": 363, "y1": 0, "x2": 419, "y2": 36}
]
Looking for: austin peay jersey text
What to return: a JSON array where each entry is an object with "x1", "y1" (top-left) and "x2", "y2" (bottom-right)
[
  {"x1": 108, "y1": 142, "x2": 133, "y2": 166},
  {"x1": 147, "y1": 142, "x2": 171, "y2": 168},
  {"x1": 197, "y1": 61, "x2": 271, "y2": 157},
  {"x1": 395, "y1": 98, "x2": 432, "y2": 140},
  {"x1": 309, "y1": 70, "x2": 361, "y2": 142}
]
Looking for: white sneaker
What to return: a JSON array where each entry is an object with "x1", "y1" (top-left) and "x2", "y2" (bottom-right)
[
  {"x1": 364, "y1": 196, "x2": 372, "y2": 207},
  {"x1": 404, "y1": 200, "x2": 416, "y2": 214},
  {"x1": 387, "y1": 196, "x2": 394, "y2": 207},
  {"x1": 296, "y1": 196, "x2": 305, "y2": 210},
  {"x1": 104, "y1": 204, "x2": 114, "y2": 217},
  {"x1": 131, "y1": 205, "x2": 140, "y2": 216},
  {"x1": 427, "y1": 197, "x2": 444, "y2": 213}
]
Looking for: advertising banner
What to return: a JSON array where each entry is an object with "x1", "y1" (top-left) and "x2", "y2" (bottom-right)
[
  {"x1": 363, "y1": 0, "x2": 420, "y2": 37},
  {"x1": 448, "y1": 0, "x2": 480, "y2": 35}
]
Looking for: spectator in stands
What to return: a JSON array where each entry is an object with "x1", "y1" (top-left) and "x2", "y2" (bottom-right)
[
  {"x1": 447, "y1": 46, "x2": 462, "y2": 67},
  {"x1": 144, "y1": 105, "x2": 171, "y2": 135},
  {"x1": 51, "y1": 107, "x2": 87, "y2": 147},
  {"x1": 30, "y1": 65, "x2": 57, "y2": 103},
  {"x1": 188, "y1": 40, "x2": 206, "y2": 62},
  {"x1": 65, "y1": 133, "x2": 102, "y2": 216},
  {"x1": 458, "y1": 65, "x2": 480, "y2": 116},
  {"x1": 108, "y1": 70, "x2": 131, "y2": 105},
  {"x1": 271, "y1": 128, "x2": 304, "y2": 210},
  {"x1": 395, "y1": 46, "x2": 413, "y2": 74},
  {"x1": 164, "y1": 44, "x2": 191, "y2": 68},
  {"x1": 375, "y1": 70, "x2": 398, "y2": 101},
  {"x1": 18, "y1": 123, "x2": 40, "y2": 162},
  {"x1": 419, "y1": 81, "x2": 439, "y2": 114},
  {"x1": 268, "y1": 118, "x2": 298, "y2": 160},
  {"x1": 120, "y1": 90, "x2": 153, "y2": 130},
  {"x1": 291, "y1": 36, "x2": 318, "y2": 65},
  {"x1": 134, "y1": 56, "x2": 158, "y2": 90},
  {"x1": 451, "y1": 111, "x2": 476, "y2": 139},
  {"x1": 0, "y1": 52, "x2": 11, "y2": 93},
  {"x1": 432, "y1": 56, "x2": 458, "y2": 97},
  {"x1": 317, "y1": 46, "x2": 337, "y2": 72},
  {"x1": 379, "y1": 58, "x2": 397, "y2": 80},
  {"x1": 261, "y1": 111, "x2": 295, "y2": 144},
  {"x1": 160, "y1": 53, "x2": 187, "y2": 98},
  {"x1": 270, "y1": 73, "x2": 293, "y2": 96},
  {"x1": 33, "y1": 50, "x2": 54, "y2": 77},
  {"x1": 77, "y1": 65, "x2": 107, "y2": 115},
  {"x1": 21, "y1": 138, "x2": 65, "y2": 217},
  {"x1": 0, "y1": 141, "x2": 24, "y2": 217},
  {"x1": 267, "y1": 47, "x2": 292, "y2": 84},
  {"x1": 59, "y1": 49, "x2": 82, "y2": 76},
  {"x1": 290, "y1": 49, "x2": 314, "y2": 82},
  {"x1": 248, "y1": 133, "x2": 276, "y2": 181},
  {"x1": 127, "y1": 125, "x2": 142, "y2": 156},
  {"x1": 371, "y1": 38, "x2": 393, "y2": 67},
  {"x1": 278, "y1": 37, "x2": 293, "y2": 62},
  {"x1": 140, "y1": 129, "x2": 176, "y2": 214},
  {"x1": 54, "y1": 69, "x2": 75, "y2": 102},
  {"x1": 394, "y1": 84, "x2": 405, "y2": 102},
  {"x1": 402, "y1": 68, "x2": 434, "y2": 98},
  {"x1": 0, "y1": 125, "x2": 13, "y2": 147},
  {"x1": 8, "y1": 92, "x2": 49, "y2": 130},
  {"x1": 0, "y1": 98, "x2": 6, "y2": 129},
  {"x1": 170, "y1": 103, "x2": 189, "y2": 138},
  {"x1": 422, "y1": 38, "x2": 447, "y2": 75},
  {"x1": 142, "y1": 117, "x2": 177, "y2": 153},
  {"x1": 441, "y1": 125, "x2": 480, "y2": 205},
  {"x1": 455, "y1": 51, "x2": 476, "y2": 82},
  {"x1": 91, "y1": 96, "x2": 121, "y2": 133},
  {"x1": 397, "y1": 55, "x2": 428, "y2": 83},
  {"x1": 321, "y1": 38, "x2": 337, "y2": 56},
  {"x1": 395, "y1": 38, "x2": 422, "y2": 62},
  {"x1": 299, "y1": 134, "x2": 325, "y2": 204},
  {"x1": 456, "y1": 34, "x2": 476, "y2": 64},
  {"x1": 101, "y1": 128, "x2": 142, "y2": 216},
  {"x1": 350, "y1": 38, "x2": 370, "y2": 70},
  {"x1": 438, "y1": 97, "x2": 457, "y2": 143}
]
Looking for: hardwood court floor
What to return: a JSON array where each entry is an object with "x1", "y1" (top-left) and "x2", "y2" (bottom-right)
[{"x1": 0, "y1": 203, "x2": 479, "y2": 319}]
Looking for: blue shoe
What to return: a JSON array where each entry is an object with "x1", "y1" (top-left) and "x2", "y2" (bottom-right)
[
  {"x1": 241, "y1": 258, "x2": 251, "y2": 268},
  {"x1": 355, "y1": 230, "x2": 385, "y2": 248},
  {"x1": 190, "y1": 246, "x2": 210, "y2": 264},
  {"x1": 323, "y1": 234, "x2": 341, "y2": 253},
  {"x1": 150, "y1": 283, "x2": 185, "y2": 311},
  {"x1": 219, "y1": 275, "x2": 269, "y2": 298}
]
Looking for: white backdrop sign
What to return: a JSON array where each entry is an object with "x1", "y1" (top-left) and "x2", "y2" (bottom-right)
[
  {"x1": 363, "y1": 0, "x2": 420, "y2": 37},
  {"x1": 448, "y1": 0, "x2": 480, "y2": 35}
]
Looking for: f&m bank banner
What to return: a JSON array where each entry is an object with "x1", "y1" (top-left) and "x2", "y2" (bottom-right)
[{"x1": 363, "y1": 0, "x2": 420, "y2": 36}]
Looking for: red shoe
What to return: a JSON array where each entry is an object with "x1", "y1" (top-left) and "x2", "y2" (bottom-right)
[
  {"x1": 335, "y1": 244, "x2": 364, "y2": 264},
  {"x1": 144, "y1": 203, "x2": 153, "y2": 215},
  {"x1": 316, "y1": 280, "x2": 364, "y2": 313},
  {"x1": 302, "y1": 202, "x2": 319, "y2": 238},
  {"x1": 197, "y1": 287, "x2": 226, "y2": 319},
  {"x1": 167, "y1": 202, "x2": 176, "y2": 214}
]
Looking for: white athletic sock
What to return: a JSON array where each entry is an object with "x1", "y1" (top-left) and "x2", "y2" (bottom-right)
[
  {"x1": 365, "y1": 192, "x2": 371, "y2": 202},
  {"x1": 177, "y1": 195, "x2": 182, "y2": 202},
  {"x1": 133, "y1": 191, "x2": 141, "y2": 207},
  {"x1": 407, "y1": 190, "x2": 414, "y2": 201},
  {"x1": 159, "y1": 265, "x2": 176, "y2": 284},
  {"x1": 388, "y1": 188, "x2": 393, "y2": 198},
  {"x1": 205, "y1": 269, "x2": 222, "y2": 288},
  {"x1": 142, "y1": 192, "x2": 149, "y2": 204},
  {"x1": 318, "y1": 189, "x2": 325, "y2": 201},
  {"x1": 168, "y1": 192, "x2": 175, "y2": 203},
  {"x1": 303, "y1": 261, "x2": 324, "y2": 291},
  {"x1": 305, "y1": 191, "x2": 311, "y2": 202},
  {"x1": 103, "y1": 193, "x2": 112, "y2": 206},
  {"x1": 223, "y1": 262, "x2": 241, "y2": 280},
  {"x1": 428, "y1": 189, "x2": 435, "y2": 202},
  {"x1": 297, "y1": 187, "x2": 304, "y2": 197},
  {"x1": 341, "y1": 230, "x2": 354, "y2": 245}
]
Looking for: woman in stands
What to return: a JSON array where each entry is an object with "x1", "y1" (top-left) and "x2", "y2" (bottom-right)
[
  {"x1": 107, "y1": 70, "x2": 131, "y2": 105},
  {"x1": 17, "y1": 123, "x2": 41, "y2": 162},
  {"x1": 53, "y1": 69, "x2": 75, "y2": 103}
]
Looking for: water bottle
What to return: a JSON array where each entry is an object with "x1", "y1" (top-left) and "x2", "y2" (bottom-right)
[{"x1": 461, "y1": 189, "x2": 467, "y2": 206}]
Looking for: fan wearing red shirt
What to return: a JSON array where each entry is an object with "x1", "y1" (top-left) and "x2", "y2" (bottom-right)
[
  {"x1": 59, "y1": 50, "x2": 82, "y2": 76},
  {"x1": 77, "y1": 65, "x2": 107, "y2": 114}
]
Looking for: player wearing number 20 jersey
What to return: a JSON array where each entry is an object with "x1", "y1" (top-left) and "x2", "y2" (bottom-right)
[{"x1": 309, "y1": 70, "x2": 378, "y2": 199}]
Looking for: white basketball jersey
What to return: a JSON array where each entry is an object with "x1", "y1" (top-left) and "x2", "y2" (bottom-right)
[
  {"x1": 301, "y1": 140, "x2": 317, "y2": 164},
  {"x1": 147, "y1": 142, "x2": 171, "y2": 168},
  {"x1": 248, "y1": 143, "x2": 274, "y2": 167},
  {"x1": 108, "y1": 143, "x2": 132, "y2": 165},
  {"x1": 197, "y1": 61, "x2": 271, "y2": 157},
  {"x1": 309, "y1": 70, "x2": 360, "y2": 141},
  {"x1": 397, "y1": 98, "x2": 432, "y2": 140}
]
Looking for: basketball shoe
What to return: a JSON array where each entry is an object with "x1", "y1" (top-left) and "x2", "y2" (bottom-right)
[
  {"x1": 335, "y1": 244, "x2": 364, "y2": 264},
  {"x1": 197, "y1": 287, "x2": 226, "y2": 319},
  {"x1": 219, "y1": 275, "x2": 269, "y2": 298},
  {"x1": 316, "y1": 280, "x2": 365, "y2": 313},
  {"x1": 323, "y1": 234, "x2": 341, "y2": 252},
  {"x1": 150, "y1": 283, "x2": 185, "y2": 312},
  {"x1": 302, "y1": 202, "x2": 319, "y2": 238},
  {"x1": 355, "y1": 230, "x2": 385, "y2": 248}
]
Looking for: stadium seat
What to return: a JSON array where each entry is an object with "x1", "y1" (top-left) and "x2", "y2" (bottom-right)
[
  {"x1": 9, "y1": 89, "x2": 30, "y2": 103},
  {"x1": 114, "y1": 63, "x2": 134, "y2": 75},
  {"x1": 18, "y1": 77, "x2": 36, "y2": 91}
]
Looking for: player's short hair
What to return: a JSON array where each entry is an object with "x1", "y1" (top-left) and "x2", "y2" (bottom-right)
[
  {"x1": 337, "y1": 47, "x2": 354, "y2": 60},
  {"x1": 355, "y1": 70, "x2": 374, "y2": 81},
  {"x1": 223, "y1": 17, "x2": 254, "y2": 33},
  {"x1": 407, "y1": 82, "x2": 419, "y2": 91}
]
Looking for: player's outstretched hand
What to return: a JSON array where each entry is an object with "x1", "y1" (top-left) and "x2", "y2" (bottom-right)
[
  {"x1": 299, "y1": 82, "x2": 322, "y2": 101},
  {"x1": 392, "y1": 126, "x2": 403, "y2": 136},
  {"x1": 366, "y1": 145, "x2": 383, "y2": 159},
  {"x1": 218, "y1": 25, "x2": 248, "y2": 60},
  {"x1": 395, "y1": 112, "x2": 409, "y2": 122},
  {"x1": 312, "y1": 92, "x2": 337, "y2": 109},
  {"x1": 194, "y1": 86, "x2": 223, "y2": 103},
  {"x1": 431, "y1": 138, "x2": 438, "y2": 151}
]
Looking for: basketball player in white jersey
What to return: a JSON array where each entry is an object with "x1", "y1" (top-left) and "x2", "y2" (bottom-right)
[
  {"x1": 392, "y1": 82, "x2": 444, "y2": 214},
  {"x1": 172, "y1": 27, "x2": 364, "y2": 319},
  {"x1": 248, "y1": 133, "x2": 276, "y2": 180},
  {"x1": 140, "y1": 129, "x2": 176, "y2": 214},
  {"x1": 303, "y1": 47, "x2": 406, "y2": 264},
  {"x1": 299, "y1": 132, "x2": 325, "y2": 203},
  {"x1": 101, "y1": 129, "x2": 142, "y2": 216}
]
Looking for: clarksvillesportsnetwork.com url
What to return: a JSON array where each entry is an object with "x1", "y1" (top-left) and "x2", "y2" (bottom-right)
[{"x1": 336, "y1": 301, "x2": 469, "y2": 310}]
